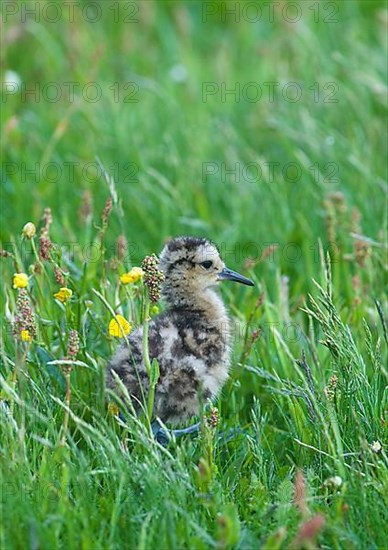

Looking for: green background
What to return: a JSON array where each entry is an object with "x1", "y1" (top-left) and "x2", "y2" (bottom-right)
[{"x1": 1, "y1": 1, "x2": 387, "y2": 549}]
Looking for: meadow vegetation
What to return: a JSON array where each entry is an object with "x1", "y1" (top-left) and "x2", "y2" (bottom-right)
[{"x1": 1, "y1": 1, "x2": 387, "y2": 548}]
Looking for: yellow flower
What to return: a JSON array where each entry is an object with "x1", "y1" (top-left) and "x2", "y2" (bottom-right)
[
  {"x1": 108, "y1": 315, "x2": 131, "y2": 337},
  {"x1": 22, "y1": 222, "x2": 36, "y2": 239},
  {"x1": 13, "y1": 273, "x2": 29, "y2": 289},
  {"x1": 120, "y1": 267, "x2": 144, "y2": 285},
  {"x1": 108, "y1": 402, "x2": 120, "y2": 416},
  {"x1": 21, "y1": 329, "x2": 32, "y2": 342},
  {"x1": 54, "y1": 287, "x2": 73, "y2": 303}
]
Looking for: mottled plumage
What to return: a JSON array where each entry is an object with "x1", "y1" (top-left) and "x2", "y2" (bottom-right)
[{"x1": 107, "y1": 236, "x2": 253, "y2": 425}]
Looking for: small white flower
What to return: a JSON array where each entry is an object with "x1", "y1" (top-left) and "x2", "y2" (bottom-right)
[
  {"x1": 324, "y1": 475, "x2": 342, "y2": 488},
  {"x1": 371, "y1": 440, "x2": 382, "y2": 453},
  {"x1": 331, "y1": 476, "x2": 342, "y2": 488},
  {"x1": 3, "y1": 70, "x2": 21, "y2": 90},
  {"x1": 169, "y1": 64, "x2": 187, "y2": 83}
]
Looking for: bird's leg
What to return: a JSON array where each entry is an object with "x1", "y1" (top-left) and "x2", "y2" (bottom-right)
[
  {"x1": 151, "y1": 420, "x2": 170, "y2": 446},
  {"x1": 151, "y1": 420, "x2": 200, "y2": 446},
  {"x1": 171, "y1": 422, "x2": 200, "y2": 437}
]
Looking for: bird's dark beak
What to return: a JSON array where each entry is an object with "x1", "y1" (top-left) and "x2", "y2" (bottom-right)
[{"x1": 219, "y1": 266, "x2": 254, "y2": 286}]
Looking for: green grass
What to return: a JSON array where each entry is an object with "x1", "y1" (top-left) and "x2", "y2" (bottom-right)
[{"x1": 1, "y1": 1, "x2": 387, "y2": 548}]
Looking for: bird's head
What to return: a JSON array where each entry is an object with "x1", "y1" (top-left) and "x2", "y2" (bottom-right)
[{"x1": 159, "y1": 236, "x2": 253, "y2": 304}]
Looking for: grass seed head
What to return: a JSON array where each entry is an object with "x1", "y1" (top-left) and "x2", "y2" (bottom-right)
[
  {"x1": 13, "y1": 288, "x2": 36, "y2": 341},
  {"x1": 67, "y1": 329, "x2": 80, "y2": 358},
  {"x1": 79, "y1": 190, "x2": 93, "y2": 222},
  {"x1": 54, "y1": 266, "x2": 66, "y2": 286},
  {"x1": 141, "y1": 253, "x2": 165, "y2": 303},
  {"x1": 116, "y1": 235, "x2": 127, "y2": 261},
  {"x1": 324, "y1": 374, "x2": 338, "y2": 401},
  {"x1": 206, "y1": 406, "x2": 219, "y2": 428},
  {"x1": 101, "y1": 196, "x2": 113, "y2": 227}
]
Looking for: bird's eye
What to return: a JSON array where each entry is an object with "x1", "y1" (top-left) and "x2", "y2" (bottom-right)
[{"x1": 200, "y1": 260, "x2": 213, "y2": 269}]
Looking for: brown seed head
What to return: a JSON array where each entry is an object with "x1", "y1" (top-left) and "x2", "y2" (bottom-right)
[
  {"x1": 141, "y1": 254, "x2": 165, "y2": 303},
  {"x1": 54, "y1": 266, "x2": 66, "y2": 286},
  {"x1": 13, "y1": 288, "x2": 36, "y2": 340},
  {"x1": 101, "y1": 196, "x2": 113, "y2": 226},
  {"x1": 79, "y1": 190, "x2": 93, "y2": 221},
  {"x1": 116, "y1": 234, "x2": 127, "y2": 262},
  {"x1": 67, "y1": 329, "x2": 79, "y2": 358},
  {"x1": 39, "y1": 234, "x2": 52, "y2": 261}
]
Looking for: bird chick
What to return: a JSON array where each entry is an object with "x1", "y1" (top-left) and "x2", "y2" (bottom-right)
[{"x1": 107, "y1": 236, "x2": 254, "y2": 425}]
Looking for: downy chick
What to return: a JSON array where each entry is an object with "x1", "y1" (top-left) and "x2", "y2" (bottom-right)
[{"x1": 107, "y1": 236, "x2": 254, "y2": 424}]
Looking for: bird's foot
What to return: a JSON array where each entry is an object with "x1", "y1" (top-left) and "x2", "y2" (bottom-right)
[{"x1": 151, "y1": 421, "x2": 200, "y2": 446}]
